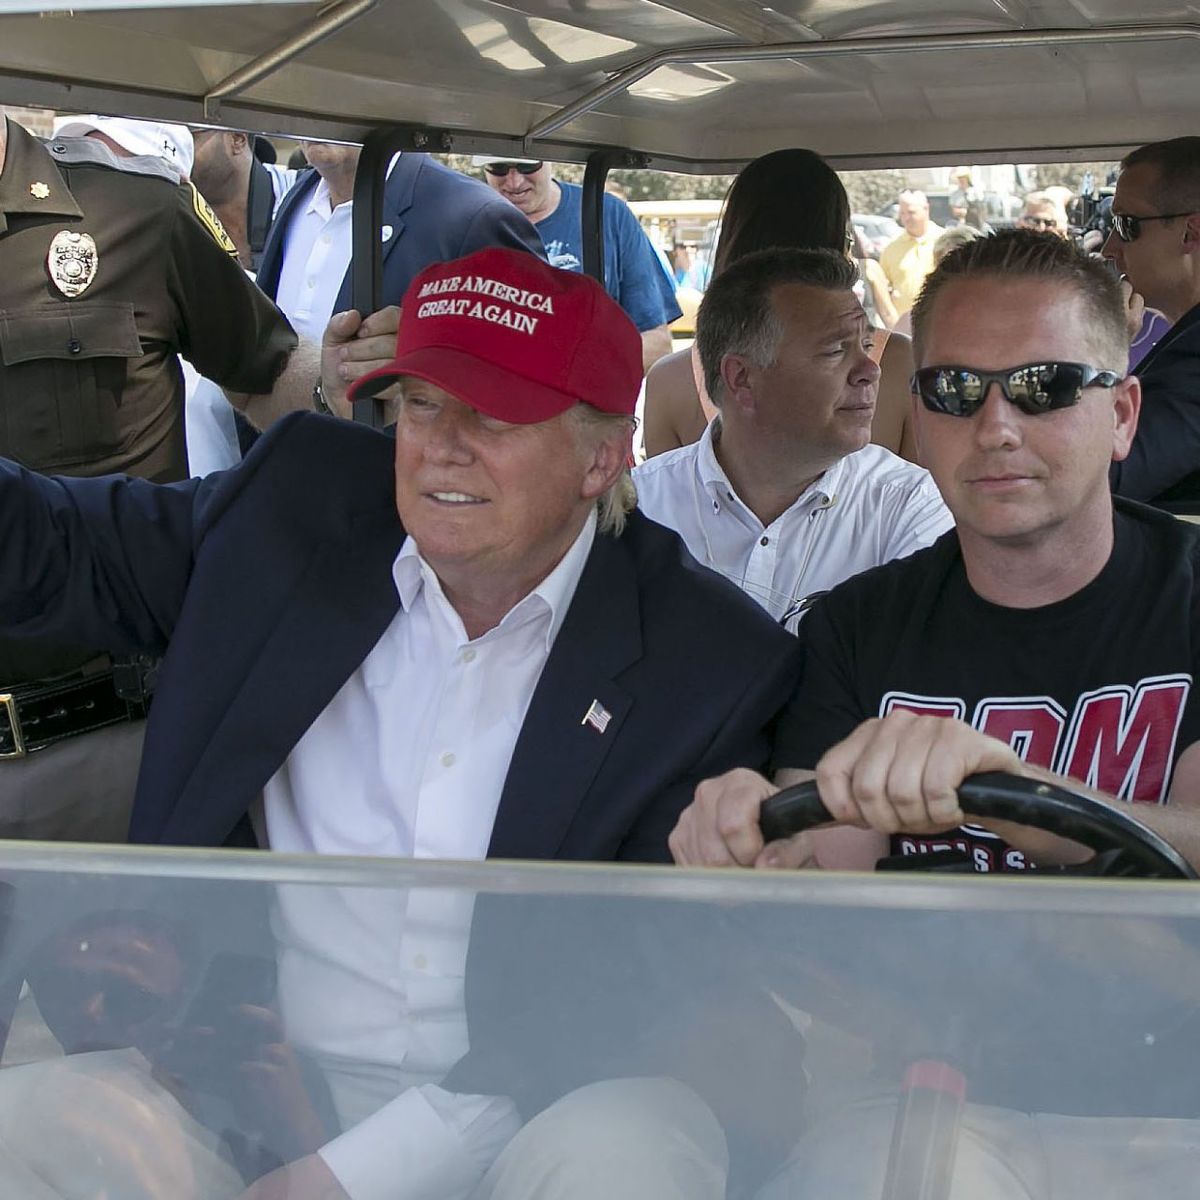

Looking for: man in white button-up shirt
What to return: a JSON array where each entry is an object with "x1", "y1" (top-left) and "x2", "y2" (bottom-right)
[
  {"x1": 0, "y1": 247, "x2": 801, "y2": 1200},
  {"x1": 634, "y1": 248, "x2": 952, "y2": 629}
]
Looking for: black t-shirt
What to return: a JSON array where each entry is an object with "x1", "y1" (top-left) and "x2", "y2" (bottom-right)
[{"x1": 773, "y1": 498, "x2": 1200, "y2": 871}]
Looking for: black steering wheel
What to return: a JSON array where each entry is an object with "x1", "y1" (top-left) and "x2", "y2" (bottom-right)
[{"x1": 759, "y1": 771, "x2": 1197, "y2": 880}]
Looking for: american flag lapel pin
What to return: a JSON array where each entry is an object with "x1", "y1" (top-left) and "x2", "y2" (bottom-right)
[{"x1": 581, "y1": 699, "x2": 612, "y2": 734}]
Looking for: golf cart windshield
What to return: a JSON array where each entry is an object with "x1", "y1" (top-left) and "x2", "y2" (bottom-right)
[{"x1": 0, "y1": 844, "x2": 1197, "y2": 1197}]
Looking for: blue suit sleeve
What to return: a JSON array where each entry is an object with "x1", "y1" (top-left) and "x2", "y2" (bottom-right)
[
  {"x1": 606, "y1": 196, "x2": 683, "y2": 332},
  {"x1": 0, "y1": 461, "x2": 215, "y2": 656},
  {"x1": 1111, "y1": 338, "x2": 1200, "y2": 502},
  {"x1": 457, "y1": 195, "x2": 547, "y2": 262},
  {"x1": 616, "y1": 638, "x2": 801, "y2": 862}
]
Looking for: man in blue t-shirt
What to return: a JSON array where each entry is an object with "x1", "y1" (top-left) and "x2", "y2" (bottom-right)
[{"x1": 474, "y1": 156, "x2": 681, "y2": 370}]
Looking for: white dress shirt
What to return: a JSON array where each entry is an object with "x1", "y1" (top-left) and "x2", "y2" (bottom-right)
[
  {"x1": 261, "y1": 511, "x2": 597, "y2": 1200},
  {"x1": 274, "y1": 156, "x2": 400, "y2": 342},
  {"x1": 183, "y1": 166, "x2": 298, "y2": 477},
  {"x1": 274, "y1": 176, "x2": 355, "y2": 343},
  {"x1": 633, "y1": 422, "x2": 952, "y2": 628}
]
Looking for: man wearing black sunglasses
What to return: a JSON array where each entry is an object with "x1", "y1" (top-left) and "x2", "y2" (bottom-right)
[
  {"x1": 474, "y1": 156, "x2": 681, "y2": 371},
  {"x1": 671, "y1": 230, "x2": 1200, "y2": 878},
  {"x1": 1103, "y1": 136, "x2": 1200, "y2": 505}
]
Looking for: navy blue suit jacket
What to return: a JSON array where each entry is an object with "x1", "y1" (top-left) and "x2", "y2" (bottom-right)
[
  {"x1": 0, "y1": 416, "x2": 800, "y2": 862},
  {"x1": 255, "y1": 154, "x2": 545, "y2": 313},
  {"x1": 1112, "y1": 301, "x2": 1200, "y2": 505}
]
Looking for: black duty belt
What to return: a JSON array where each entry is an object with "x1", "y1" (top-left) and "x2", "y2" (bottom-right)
[{"x1": 0, "y1": 659, "x2": 155, "y2": 758}]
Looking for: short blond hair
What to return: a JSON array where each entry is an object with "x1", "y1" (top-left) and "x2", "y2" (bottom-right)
[{"x1": 911, "y1": 229, "x2": 1129, "y2": 371}]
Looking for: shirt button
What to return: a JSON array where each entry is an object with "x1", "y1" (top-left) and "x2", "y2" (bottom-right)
[
  {"x1": 440, "y1": 751, "x2": 456, "y2": 768},
  {"x1": 321, "y1": 235, "x2": 331, "y2": 245},
  {"x1": 461, "y1": 648, "x2": 477, "y2": 664},
  {"x1": 711, "y1": 499, "x2": 719, "y2": 513},
  {"x1": 67, "y1": 338, "x2": 82, "y2": 354},
  {"x1": 413, "y1": 954, "x2": 428, "y2": 970},
  {"x1": 305, "y1": 277, "x2": 316, "y2": 289},
  {"x1": 760, "y1": 535, "x2": 770, "y2": 546}
]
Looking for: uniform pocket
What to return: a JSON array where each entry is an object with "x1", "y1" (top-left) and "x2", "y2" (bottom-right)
[{"x1": 0, "y1": 303, "x2": 141, "y2": 471}]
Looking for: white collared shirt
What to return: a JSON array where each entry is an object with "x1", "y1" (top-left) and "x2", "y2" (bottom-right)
[
  {"x1": 261, "y1": 511, "x2": 597, "y2": 1200},
  {"x1": 633, "y1": 422, "x2": 952, "y2": 628},
  {"x1": 274, "y1": 155, "x2": 400, "y2": 342},
  {"x1": 275, "y1": 176, "x2": 354, "y2": 343}
]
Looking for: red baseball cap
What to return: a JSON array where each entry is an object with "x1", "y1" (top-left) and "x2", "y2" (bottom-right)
[{"x1": 348, "y1": 247, "x2": 642, "y2": 423}]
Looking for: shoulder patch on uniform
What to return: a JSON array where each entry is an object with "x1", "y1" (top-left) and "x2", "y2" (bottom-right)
[
  {"x1": 186, "y1": 181, "x2": 239, "y2": 257},
  {"x1": 45, "y1": 135, "x2": 180, "y2": 184}
]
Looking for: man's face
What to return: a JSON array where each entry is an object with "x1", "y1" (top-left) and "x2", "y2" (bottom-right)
[
  {"x1": 1103, "y1": 162, "x2": 1188, "y2": 312},
  {"x1": 482, "y1": 162, "x2": 556, "y2": 221},
  {"x1": 914, "y1": 278, "x2": 1137, "y2": 545},
  {"x1": 393, "y1": 380, "x2": 620, "y2": 588},
  {"x1": 301, "y1": 141, "x2": 362, "y2": 178},
  {"x1": 1020, "y1": 204, "x2": 1065, "y2": 237},
  {"x1": 740, "y1": 284, "x2": 879, "y2": 462},
  {"x1": 190, "y1": 129, "x2": 239, "y2": 195},
  {"x1": 898, "y1": 197, "x2": 930, "y2": 237}
]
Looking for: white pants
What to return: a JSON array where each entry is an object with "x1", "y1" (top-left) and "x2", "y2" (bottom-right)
[
  {"x1": 759, "y1": 1092, "x2": 1200, "y2": 1200},
  {"x1": 473, "y1": 1079, "x2": 1200, "y2": 1200},
  {"x1": 474, "y1": 1077, "x2": 728, "y2": 1200}
]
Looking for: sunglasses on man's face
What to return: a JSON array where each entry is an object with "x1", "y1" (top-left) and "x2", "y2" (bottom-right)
[
  {"x1": 911, "y1": 362, "x2": 1122, "y2": 418},
  {"x1": 484, "y1": 161, "x2": 543, "y2": 177},
  {"x1": 1111, "y1": 210, "x2": 1195, "y2": 243}
]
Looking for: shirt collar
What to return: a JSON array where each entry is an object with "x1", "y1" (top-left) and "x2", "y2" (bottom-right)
[
  {"x1": 305, "y1": 176, "x2": 351, "y2": 220},
  {"x1": 695, "y1": 418, "x2": 844, "y2": 524},
  {"x1": 0, "y1": 118, "x2": 83, "y2": 233},
  {"x1": 393, "y1": 508, "x2": 597, "y2": 651}
]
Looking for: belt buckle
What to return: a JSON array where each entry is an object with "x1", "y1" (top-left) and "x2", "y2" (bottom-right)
[{"x1": 0, "y1": 693, "x2": 26, "y2": 759}]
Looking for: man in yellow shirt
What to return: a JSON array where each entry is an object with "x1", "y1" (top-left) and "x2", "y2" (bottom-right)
[{"x1": 879, "y1": 189, "x2": 944, "y2": 315}]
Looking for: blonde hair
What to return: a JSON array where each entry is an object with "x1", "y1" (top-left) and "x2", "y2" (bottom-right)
[{"x1": 569, "y1": 406, "x2": 638, "y2": 536}]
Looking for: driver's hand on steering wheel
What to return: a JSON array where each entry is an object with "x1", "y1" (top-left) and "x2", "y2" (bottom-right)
[
  {"x1": 670, "y1": 768, "x2": 819, "y2": 868},
  {"x1": 816, "y1": 711, "x2": 1024, "y2": 835}
]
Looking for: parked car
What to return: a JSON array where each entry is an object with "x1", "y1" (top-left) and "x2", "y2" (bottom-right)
[{"x1": 852, "y1": 212, "x2": 901, "y2": 257}]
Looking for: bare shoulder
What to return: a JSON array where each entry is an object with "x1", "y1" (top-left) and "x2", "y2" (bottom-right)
[
  {"x1": 869, "y1": 331, "x2": 917, "y2": 459},
  {"x1": 643, "y1": 347, "x2": 705, "y2": 458}
]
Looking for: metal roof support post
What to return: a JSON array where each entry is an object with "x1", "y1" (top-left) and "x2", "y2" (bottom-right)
[
  {"x1": 581, "y1": 149, "x2": 648, "y2": 285},
  {"x1": 349, "y1": 124, "x2": 410, "y2": 430}
]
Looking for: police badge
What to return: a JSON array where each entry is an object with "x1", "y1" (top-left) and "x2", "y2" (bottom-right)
[{"x1": 46, "y1": 230, "x2": 98, "y2": 298}]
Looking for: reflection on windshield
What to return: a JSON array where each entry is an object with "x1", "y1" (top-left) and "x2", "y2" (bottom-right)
[{"x1": 0, "y1": 860, "x2": 1199, "y2": 1197}]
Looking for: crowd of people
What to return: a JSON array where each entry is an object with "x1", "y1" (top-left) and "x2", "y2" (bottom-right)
[{"x1": 1, "y1": 109, "x2": 1200, "y2": 1196}]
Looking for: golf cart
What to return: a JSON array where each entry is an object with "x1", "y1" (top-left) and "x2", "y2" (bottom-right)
[{"x1": 0, "y1": 0, "x2": 1198, "y2": 1194}]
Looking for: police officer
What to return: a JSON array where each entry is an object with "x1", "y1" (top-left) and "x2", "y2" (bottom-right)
[{"x1": 0, "y1": 113, "x2": 298, "y2": 841}]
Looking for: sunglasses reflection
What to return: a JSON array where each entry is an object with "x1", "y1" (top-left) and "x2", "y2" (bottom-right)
[
  {"x1": 0, "y1": 908, "x2": 335, "y2": 1194},
  {"x1": 912, "y1": 362, "x2": 1122, "y2": 417}
]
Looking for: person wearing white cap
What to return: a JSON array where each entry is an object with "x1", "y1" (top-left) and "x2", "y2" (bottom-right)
[{"x1": 51, "y1": 114, "x2": 194, "y2": 177}]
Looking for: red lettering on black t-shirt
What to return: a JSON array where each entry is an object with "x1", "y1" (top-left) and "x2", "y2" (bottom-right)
[{"x1": 1059, "y1": 676, "x2": 1190, "y2": 803}]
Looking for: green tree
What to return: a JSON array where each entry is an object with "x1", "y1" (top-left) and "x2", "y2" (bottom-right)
[
  {"x1": 839, "y1": 169, "x2": 909, "y2": 215},
  {"x1": 1033, "y1": 161, "x2": 1118, "y2": 195}
]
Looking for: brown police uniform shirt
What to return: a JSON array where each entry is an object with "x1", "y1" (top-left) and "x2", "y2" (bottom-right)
[
  {"x1": 0, "y1": 118, "x2": 297, "y2": 684},
  {"x1": 0, "y1": 117, "x2": 297, "y2": 484}
]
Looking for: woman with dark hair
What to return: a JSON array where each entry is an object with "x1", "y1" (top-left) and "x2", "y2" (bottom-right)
[{"x1": 641, "y1": 148, "x2": 917, "y2": 462}]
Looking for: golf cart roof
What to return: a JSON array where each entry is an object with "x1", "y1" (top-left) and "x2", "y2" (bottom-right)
[{"x1": 0, "y1": 0, "x2": 1195, "y2": 169}]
